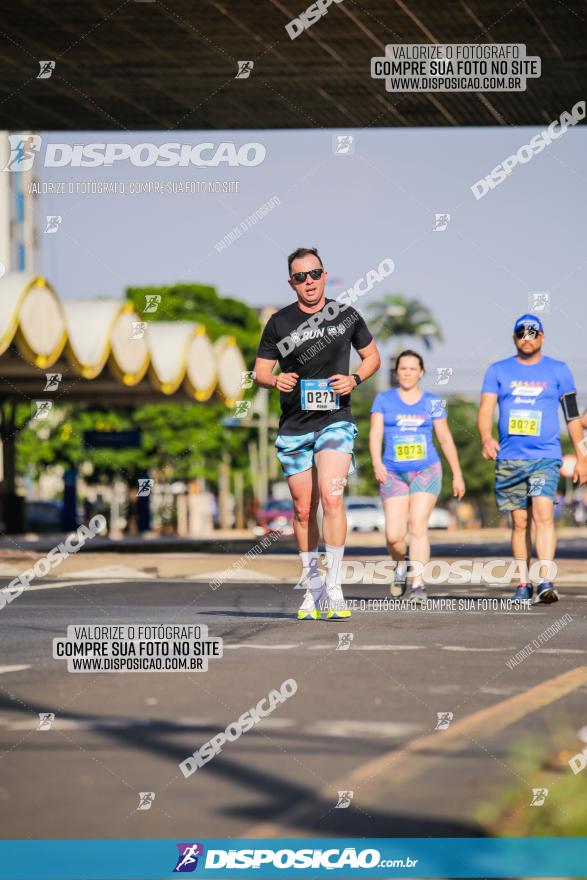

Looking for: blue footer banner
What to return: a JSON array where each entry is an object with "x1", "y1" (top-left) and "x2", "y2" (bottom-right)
[{"x1": 0, "y1": 838, "x2": 586, "y2": 879}]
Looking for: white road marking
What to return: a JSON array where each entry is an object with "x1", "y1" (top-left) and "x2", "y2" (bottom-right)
[
  {"x1": 0, "y1": 715, "x2": 420, "y2": 739},
  {"x1": 224, "y1": 643, "x2": 507, "y2": 652},
  {"x1": 223, "y1": 642, "x2": 582, "y2": 654},
  {"x1": 0, "y1": 578, "x2": 142, "y2": 593},
  {"x1": 480, "y1": 686, "x2": 522, "y2": 695},
  {"x1": 187, "y1": 570, "x2": 279, "y2": 582},
  {"x1": 442, "y1": 646, "x2": 511, "y2": 652},
  {"x1": 307, "y1": 720, "x2": 422, "y2": 738},
  {"x1": 3, "y1": 717, "x2": 155, "y2": 731},
  {"x1": 61, "y1": 565, "x2": 155, "y2": 580},
  {"x1": 357, "y1": 644, "x2": 424, "y2": 651},
  {"x1": 225, "y1": 644, "x2": 300, "y2": 650},
  {"x1": 0, "y1": 665, "x2": 31, "y2": 674},
  {"x1": 254, "y1": 718, "x2": 295, "y2": 730},
  {"x1": 224, "y1": 643, "x2": 426, "y2": 651},
  {"x1": 309, "y1": 644, "x2": 425, "y2": 651}
]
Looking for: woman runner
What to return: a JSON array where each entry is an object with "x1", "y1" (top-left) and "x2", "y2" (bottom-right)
[{"x1": 369, "y1": 350, "x2": 465, "y2": 602}]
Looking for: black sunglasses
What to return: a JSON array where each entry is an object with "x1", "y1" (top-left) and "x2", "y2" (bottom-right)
[
  {"x1": 515, "y1": 326, "x2": 540, "y2": 339},
  {"x1": 290, "y1": 268, "x2": 324, "y2": 283}
]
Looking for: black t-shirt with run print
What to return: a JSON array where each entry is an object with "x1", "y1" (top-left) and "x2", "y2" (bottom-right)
[{"x1": 256, "y1": 299, "x2": 373, "y2": 435}]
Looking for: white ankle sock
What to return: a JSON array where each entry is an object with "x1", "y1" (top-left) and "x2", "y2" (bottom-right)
[
  {"x1": 299, "y1": 548, "x2": 321, "y2": 589},
  {"x1": 514, "y1": 558, "x2": 530, "y2": 585},
  {"x1": 324, "y1": 543, "x2": 345, "y2": 588}
]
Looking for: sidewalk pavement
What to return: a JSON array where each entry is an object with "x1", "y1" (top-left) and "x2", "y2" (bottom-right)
[{"x1": 0, "y1": 534, "x2": 585, "y2": 587}]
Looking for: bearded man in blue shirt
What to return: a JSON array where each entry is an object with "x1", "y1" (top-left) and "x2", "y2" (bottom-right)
[{"x1": 478, "y1": 314, "x2": 587, "y2": 604}]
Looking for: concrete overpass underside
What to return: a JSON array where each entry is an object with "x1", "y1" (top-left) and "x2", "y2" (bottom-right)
[{"x1": 0, "y1": 0, "x2": 584, "y2": 130}]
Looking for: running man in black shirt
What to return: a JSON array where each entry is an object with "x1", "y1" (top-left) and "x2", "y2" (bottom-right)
[{"x1": 254, "y1": 247, "x2": 381, "y2": 619}]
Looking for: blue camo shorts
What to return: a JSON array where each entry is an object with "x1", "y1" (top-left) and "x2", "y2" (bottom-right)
[
  {"x1": 275, "y1": 420, "x2": 358, "y2": 478},
  {"x1": 494, "y1": 458, "x2": 561, "y2": 512}
]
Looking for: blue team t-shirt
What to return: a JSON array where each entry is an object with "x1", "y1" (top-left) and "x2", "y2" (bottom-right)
[
  {"x1": 371, "y1": 389, "x2": 445, "y2": 473},
  {"x1": 481, "y1": 355, "x2": 575, "y2": 460}
]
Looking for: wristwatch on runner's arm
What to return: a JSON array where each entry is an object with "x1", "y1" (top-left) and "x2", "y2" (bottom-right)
[{"x1": 352, "y1": 374, "x2": 362, "y2": 387}]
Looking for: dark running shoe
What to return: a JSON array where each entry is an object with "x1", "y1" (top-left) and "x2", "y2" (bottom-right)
[
  {"x1": 535, "y1": 582, "x2": 559, "y2": 604},
  {"x1": 512, "y1": 583, "x2": 533, "y2": 602}
]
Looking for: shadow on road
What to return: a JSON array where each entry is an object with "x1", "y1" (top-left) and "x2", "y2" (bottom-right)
[{"x1": 0, "y1": 692, "x2": 488, "y2": 837}]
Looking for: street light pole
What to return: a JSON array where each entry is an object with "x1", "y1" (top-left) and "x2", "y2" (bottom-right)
[
  {"x1": 223, "y1": 389, "x2": 278, "y2": 508},
  {"x1": 257, "y1": 388, "x2": 269, "y2": 505}
]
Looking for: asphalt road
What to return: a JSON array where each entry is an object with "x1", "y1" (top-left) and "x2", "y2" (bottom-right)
[{"x1": 0, "y1": 576, "x2": 586, "y2": 840}]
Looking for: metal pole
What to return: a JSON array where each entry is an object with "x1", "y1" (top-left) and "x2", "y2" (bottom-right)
[
  {"x1": 234, "y1": 470, "x2": 245, "y2": 529},
  {"x1": 258, "y1": 388, "x2": 268, "y2": 504},
  {"x1": 110, "y1": 481, "x2": 119, "y2": 538},
  {"x1": 219, "y1": 451, "x2": 231, "y2": 528}
]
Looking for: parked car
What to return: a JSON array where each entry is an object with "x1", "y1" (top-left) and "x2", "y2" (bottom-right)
[
  {"x1": 254, "y1": 498, "x2": 295, "y2": 536},
  {"x1": 24, "y1": 500, "x2": 64, "y2": 532},
  {"x1": 345, "y1": 497, "x2": 385, "y2": 532},
  {"x1": 24, "y1": 500, "x2": 84, "y2": 533}
]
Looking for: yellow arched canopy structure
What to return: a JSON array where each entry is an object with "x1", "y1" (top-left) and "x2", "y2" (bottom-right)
[{"x1": 0, "y1": 272, "x2": 247, "y2": 405}]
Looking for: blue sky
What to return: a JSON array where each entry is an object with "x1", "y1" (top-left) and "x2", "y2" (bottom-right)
[{"x1": 38, "y1": 126, "x2": 586, "y2": 397}]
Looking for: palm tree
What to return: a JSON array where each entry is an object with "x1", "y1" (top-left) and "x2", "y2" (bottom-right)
[{"x1": 367, "y1": 294, "x2": 443, "y2": 387}]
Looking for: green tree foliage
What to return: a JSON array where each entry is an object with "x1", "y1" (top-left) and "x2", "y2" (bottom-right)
[
  {"x1": 367, "y1": 293, "x2": 443, "y2": 353},
  {"x1": 126, "y1": 283, "x2": 260, "y2": 365},
  {"x1": 15, "y1": 284, "x2": 263, "y2": 492}
]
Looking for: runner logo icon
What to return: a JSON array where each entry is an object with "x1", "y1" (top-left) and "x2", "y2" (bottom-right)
[
  {"x1": 435, "y1": 711, "x2": 453, "y2": 730},
  {"x1": 173, "y1": 843, "x2": 204, "y2": 872},
  {"x1": 4, "y1": 134, "x2": 42, "y2": 172},
  {"x1": 530, "y1": 788, "x2": 549, "y2": 806}
]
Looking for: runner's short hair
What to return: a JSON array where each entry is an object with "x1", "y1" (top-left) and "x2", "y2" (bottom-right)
[
  {"x1": 394, "y1": 350, "x2": 425, "y2": 373},
  {"x1": 287, "y1": 247, "x2": 323, "y2": 275}
]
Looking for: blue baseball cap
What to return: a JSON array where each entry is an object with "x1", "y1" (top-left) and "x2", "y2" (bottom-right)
[{"x1": 513, "y1": 313, "x2": 544, "y2": 334}]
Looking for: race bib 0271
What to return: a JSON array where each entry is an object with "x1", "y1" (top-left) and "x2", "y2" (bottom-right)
[{"x1": 300, "y1": 379, "x2": 340, "y2": 411}]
